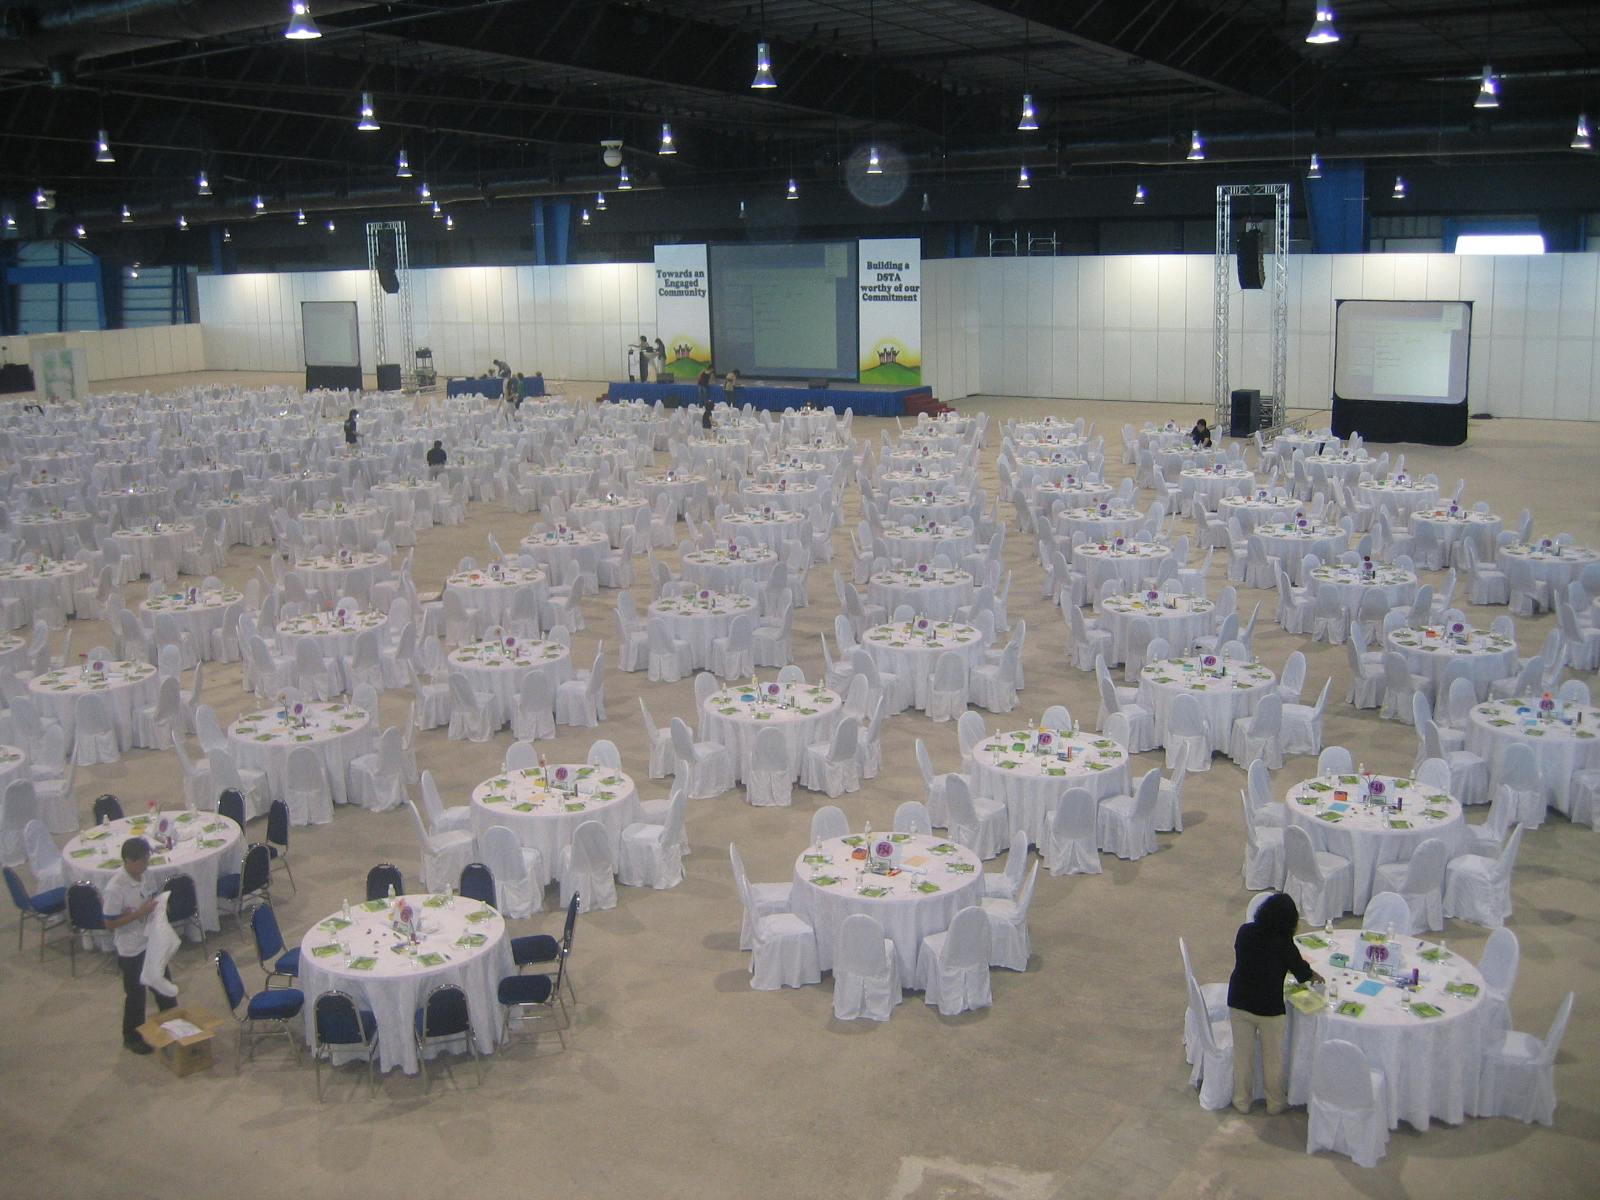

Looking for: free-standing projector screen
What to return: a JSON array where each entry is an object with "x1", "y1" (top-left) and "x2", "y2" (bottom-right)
[
  {"x1": 301, "y1": 300, "x2": 363, "y2": 391},
  {"x1": 1331, "y1": 299, "x2": 1472, "y2": 446},
  {"x1": 708, "y1": 242, "x2": 858, "y2": 380}
]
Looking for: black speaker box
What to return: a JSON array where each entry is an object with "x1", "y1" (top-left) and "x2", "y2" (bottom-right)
[
  {"x1": 808, "y1": 378, "x2": 829, "y2": 390},
  {"x1": 1236, "y1": 228, "x2": 1264, "y2": 290},
  {"x1": 375, "y1": 363, "x2": 402, "y2": 391},
  {"x1": 375, "y1": 231, "x2": 400, "y2": 295},
  {"x1": 1230, "y1": 388, "x2": 1261, "y2": 437}
]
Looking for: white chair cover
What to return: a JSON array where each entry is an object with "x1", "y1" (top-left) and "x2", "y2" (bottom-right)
[
  {"x1": 557, "y1": 819, "x2": 618, "y2": 913},
  {"x1": 980, "y1": 862, "x2": 1037, "y2": 970},
  {"x1": 745, "y1": 724, "x2": 794, "y2": 808},
  {"x1": 1307, "y1": 1039, "x2": 1391, "y2": 1168},
  {"x1": 1043, "y1": 788, "x2": 1101, "y2": 876},
  {"x1": 831, "y1": 912, "x2": 901, "y2": 1022},
  {"x1": 1473, "y1": 992, "x2": 1572, "y2": 1126},
  {"x1": 914, "y1": 905, "x2": 992, "y2": 1016},
  {"x1": 480, "y1": 823, "x2": 545, "y2": 917}
]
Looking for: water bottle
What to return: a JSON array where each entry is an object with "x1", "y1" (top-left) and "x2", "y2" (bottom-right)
[{"x1": 342, "y1": 898, "x2": 351, "y2": 923}]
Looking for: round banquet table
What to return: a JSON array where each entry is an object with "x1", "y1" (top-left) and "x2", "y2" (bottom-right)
[
  {"x1": 1028, "y1": 479, "x2": 1112, "y2": 509},
  {"x1": 1385, "y1": 625, "x2": 1518, "y2": 701},
  {"x1": 1496, "y1": 542, "x2": 1598, "y2": 592},
  {"x1": 1076, "y1": 542, "x2": 1174, "y2": 607},
  {"x1": 63, "y1": 813, "x2": 242, "y2": 935},
  {"x1": 717, "y1": 509, "x2": 810, "y2": 554},
  {"x1": 680, "y1": 546, "x2": 778, "y2": 592},
  {"x1": 300, "y1": 503, "x2": 386, "y2": 549},
  {"x1": 15, "y1": 510, "x2": 95, "y2": 558},
  {"x1": 195, "y1": 496, "x2": 272, "y2": 546},
  {"x1": 518, "y1": 528, "x2": 608, "y2": 581},
  {"x1": 1252, "y1": 523, "x2": 1347, "y2": 585},
  {"x1": 1408, "y1": 507, "x2": 1502, "y2": 569},
  {"x1": 1218, "y1": 494, "x2": 1296, "y2": 533},
  {"x1": 859, "y1": 620, "x2": 987, "y2": 710},
  {"x1": 1466, "y1": 697, "x2": 1600, "y2": 821},
  {"x1": 885, "y1": 491, "x2": 974, "y2": 527},
  {"x1": 470, "y1": 764, "x2": 638, "y2": 881},
  {"x1": 1137, "y1": 656, "x2": 1277, "y2": 753},
  {"x1": 895, "y1": 432, "x2": 964, "y2": 455},
  {"x1": 448, "y1": 638, "x2": 573, "y2": 726},
  {"x1": 111, "y1": 522, "x2": 198, "y2": 580},
  {"x1": 782, "y1": 441, "x2": 852, "y2": 471},
  {"x1": 1308, "y1": 563, "x2": 1417, "y2": 612},
  {"x1": 28, "y1": 660, "x2": 157, "y2": 751},
  {"x1": 781, "y1": 410, "x2": 838, "y2": 441},
  {"x1": 1005, "y1": 456, "x2": 1083, "y2": 485},
  {"x1": 1357, "y1": 478, "x2": 1440, "y2": 520},
  {"x1": 0, "y1": 634, "x2": 27, "y2": 677},
  {"x1": 297, "y1": 894, "x2": 512, "y2": 1075},
  {"x1": 141, "y1": 588, "x2": 243, "y2": 658},
  {"x1": 1180, "y1": 467, "x2": 1254, "y2": 508},
  {"x1": 521, "y1": 466, "x2": 592, "y2": 508},
  {"x1": 227, "y1": 701, "x2": 376, "y2": 823},
  {"x1": 1153, "y1": 443, "x2": 1221, "y2": 476},
  {"x1": 648, "y1": 591, "x2": 759, "y2": 670},
  {"x1": 17, "y1": 478, "x2": 84, "y2": 507},
  {"x1": 878, "y1": 468, "x2": 957, "y2": 493},
  {"x1": 1301, "y1": 452, "x2": 1372, "y2": 490},
  {"x1": 882, "y1": 449, "x2": 957, "y2": 475},
  {"x1": 700, "y1": 681, "x2": 844, "y2": 784},
  {"x1": 1284, "y1": 773, "x2": 1465, "y2": 912},
  {"x1": 443, "y1": 565, "x2": 549, "y2": 630},
  {"x1": 1053, "y1": 504, "x2": 1141, "y2": 546},
  {"x1": 877, "y1": 523, "x2": 975, "y2": 567},
  {"x1": 867, "y1": 567, "x2": 975, "y2": 621},
  {"x1": 968, "y1": 730, "x2": 1131, "y2": 849},
  {"x1": 570, "y1": 496, "x2": 648, "y2": 548},
  {"x1": 1272, "y1": 431, "x2": 1338, "y2": 467},
  {"x1": 790, "y1": 833, "x2": 985, "y2": 978},
  {"x1": 1285, "y1": 928, "x2": 1488, "y2": 1130},
  {"x1": 742, "y1": 481, "x2": 823, "y2": 519},
  {"x1": 1097, "y1": 591, "x2": 1216, "y2": 665},
  {"x1": 1137, "y1": 425, "x2": 1186, "y2": 451},
  {"x1": 370, "y1": 480, "x2": 441, "y2": 527},
  {"x1": 756, "y1": 459, "x2": 832, "y2": 487},
  {"x1": 288, "y1": 552, "x2": 390, "y2": 606},
  {"x1": 632, "y1": 472, "x2": 704, "y2": 519},
  {"x1": 0, "y1": 559, "x2": 91, "y2": 625},
  {"x1": 276, "y1": 608, "x2": 387, "y2": 665},
  {"x1": 266, "y1": 473, "x2": 337, "y2": 509}
]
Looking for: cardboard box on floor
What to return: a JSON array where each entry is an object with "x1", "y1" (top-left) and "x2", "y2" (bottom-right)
[{"x1": 137, "y1": 1006, "x2": 227, "y2": 1077}]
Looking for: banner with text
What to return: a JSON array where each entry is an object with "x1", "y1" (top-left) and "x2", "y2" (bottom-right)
[
  {"x1": 654, "y1": 243, "x2": 711, "y2": 381},
  {"x1": 857, "y1": 238, "x2": 921, "y2": 385}
]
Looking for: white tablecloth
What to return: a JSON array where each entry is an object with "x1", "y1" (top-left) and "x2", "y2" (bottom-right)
[
  {"x1": 1029, "y1": 480, "x2": 1112, "y2": 509},
  {"x1": 1386, "y1": 626, "x2": 1518, "y2": 701},
  {"x1": 969, "y1": 731, "x2": 1131, "y2": 848},
  {"x1": 632, "y1": 473, "x2": 704, "y2": 519},
  {"x1": 866, "y1": 568, "x2": 975, "y2": 621},
  {"x1": 15, "y1": 511, "x2": 95, "y2": 557},
  {"x1": 276, "y1": 609, "x2": 387, "y2": 666},
  {"x1": 470, "y1": 765, "x2": 638, "y2": 881},
  {"x1": 228, "y1": 701, "x2": 376, "y2": 822},
  {"x1": 1076, "y1": 543, "x2": 1174, "y2": 606},
  {"x1": 882, "y1": 449, "x2": 957, "y2": 474},
  {"x1": 29, "y1": 661, "x2": 158, "y2": 751},
  {"x1": 570, "y1": 497, "x2": 648, "y2": 547},
  {"x1": 519, "y1": 529, "x2": 607, "y2": 580},
  {"x1": 681, "y1": 547, "x2": 778, "y2": 592},
  {"x1": 62, "y1": 813, "x2": 242, "y2": 935},
  {"x1": 141, "y1": 589, "x2": 243, "y2": 659},
  {"x1": 1253, "y1": 524, "x2": 1347, "y2": 585},
  {"x1": 743, "y1": 481, "x2": 824, "y2": 518},
  {"x1": 1218, "y1": 495, "x2": 1296, "y2": 532},
  {"x1": 1409, "y1": 508, "x2": 1502, "y2": 567},
  {"x1": 1098, "y1": 592, "x2": 1216, "y2": 664},
  {"x1": 288, "y1": 553, "x2": 391, "y2": 606},
  {"x1": 449, "y1": 638, "x2": 573, "y2": 726},
  {"x1": 1138, "y1": 657, "x2": 1277, "y2": 752},
  {"x1": 195, "y1": 496, "x2": 272, "y2": 546},
  {"x1": 1358, "y1": 479, "x2": 1440, "y2": 519},
  {"x1": 522, "y1": 467, "x2": 592, "y2": 508},
  {"x1": 444, "y1": 566, "x2": 549, "y2": 630},
  {"x1": 266, "y1": 473, "x2": 337, "y2": 509},
  {"x1": 859, "y1": 621, "x2": 986, "y2": 710},
  {"x1": 1285, "y1": 774, "x2": 1465, "y2": 911},
  {"x1": 790, "y1": 834, "x2": 985, "y2": 977},
  {"x1": 1054, "y1": 505, "x2": 1141, "y2": 546},
  {"x1": 0, "y1": 560, "x2": 91, "y2": 625},
  {"x1": 649, "y1": 591, "x2": 759, "y2": 669},
  {"x1": 700, "y1": 682, "x2": 843, "y2": 783},
  {"x1": 297, "y1": 895, "x2": 512, "y2": 1074},
  {"x1": 1496, "y1": 543, "x2": 1597, "y2": 591},
  {"x1": 0, "y1": 635, "x2": 27, "y2": 677},
  {"x1": 717, "y1": 510, "x2": 809, "y2": 553},
  {"x1": 885, "y1": 492, "x2": 974, "y2": 527},
  {"x1": 110, "y1": 523, "x2": 198, "y2": 580},
  {"x1": 370, "y1": 480, "x2": 441, "y2": 528},
  {"x1": 1005, "y1": 456, "x2": 1082, "y2": 485},
  {"x1": 300, "y1": 504, "x2": 386, "y2": 549},
  {"x1": 1180, "y1": 468, "x2": 1253, "y2": 507},
  {"x1": 1302, "y1": 453, "x2": 1372, "y2": 490},
  {"x1": 1286, "y1": 929, "x2": 1488, "y2": 1130},
  {"x1": 877, "y1": 523, "x2": 975, "y2": 567},
  {"x1": 1466, "y1": 698, "x2": 1600, "y2": 819},
  {"x1": 1308, "y1": 564, "x2": 1417, "y2": 612},
  {"x1": 758, "y1": 460, "x2": 833, "y2": 487}
]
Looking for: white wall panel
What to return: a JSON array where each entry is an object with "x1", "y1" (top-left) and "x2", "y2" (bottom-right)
[
  {"x1": 1553, "y1": 339, "x2": 1592, "y2": 422},
  {"x1": 1520, "y1": 339, "x2": 1557, "y2": 420}
]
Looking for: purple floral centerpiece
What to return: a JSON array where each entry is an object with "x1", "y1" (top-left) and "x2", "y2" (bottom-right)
[
  {"x1": 761, "y1": 504, "x2": 773, "y2": 517},
  {"x1": 1065, "y1": 474, "x2": 1076, "y2": 486},
  {"x1": 1114, "y1": 536, "x2": 1125, "y2": 548},
  {"x1": 916, "y1": 618, "x2": 930, "y2": 631},
  {"x1": 916, "y1": 562, "x2": 929, "y2": 575},
  {"x1": 557, "y1": 524, "x2": 568, "y2": 536},
  {"x1": 1539, "y1": 693, "x2": 1556, "y2": 714},
  {"x1": 698, "y1": 588, "x2": 711, "y2": 602},
  {"x1": 292, "y1": 701, "x2": 305, "y2": 718},
  {"x1": 766, "y1": 682, "x2": 781, "y2": 698},
  {"x1": 92, "y1": 659, "x2": 106, "y2": 675},
  {"x1": 1097, "y1": 501, "x2": 1109, "y2": 515},
  {"x1": 1539, "y1": 537, "x2": 1553, "y2": 550},
  {"x1": 1202, "y1": 654, "x2": 1218, "y2": 668},
  {"x1": 1297, "y1": 517, "x2": 1309, "y2": 529},
  {"x1": 1146, "y1": 589, "x2": 1160, "y2": 602},
  {"x1": 553, "y1": 765, "x2": 569, "y2": 784},
  {"x1": 1450, "y1": 621, "x2": 1466, "y2": 635},
  {"x1": 1037, "y1": 730, "x2": 1054, "y2": 749},
  {"x1": 504, "y1": 635, "x2": 516, "y2": 650},
  {"x1": 1369, "y1": 779, "x2": 1386, "y2": 797}
]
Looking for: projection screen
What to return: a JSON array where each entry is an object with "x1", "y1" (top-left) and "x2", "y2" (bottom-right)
[{"x1": 1331, "y1": 299, "x2": 1472, "y2": 446}]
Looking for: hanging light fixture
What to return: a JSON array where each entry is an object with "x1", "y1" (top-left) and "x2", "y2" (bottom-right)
[
  {"x1": 739, "y1": 199, "x2": 748, "y2": 220},
  {"x1": 1572, "y1": 113, "x2": 1593, "y2": 151},
  {"x1": 253, "y1": 194, "x2": 266, "y2": 216},
  {"x1": 921, "y1": 192, "x2": 931, "y2": 213},
  {"x1": 2, "y1": 213, "x2": 14, "y2": 231},
  {"x1": 296, "y1": 208, "x2": 307, "y2": 225},
  {"x1": 617, "y1": 164, "x2": 632, "y2": 190},
  {"x1": 357, "y1": 91, "x2": 380, "y2": 131},
  {"x1": 177, "y1": 213, "x2": 188, "y2": 230},
  {"x1": 1392, "y1": 175, "x2": 1406, "y2": 199},
  {"x1": 197, "y1": 170, "x2": 211, "y2": 196},
  {"x1": 1307, "y1": 153, "x2": 1323, "y2": 179},
  {"x1": 445, "y1": 214, "x2": 455, "y2": 231},
  {"x1": 431, "y1": 201, "x2": 442, "y2": 218},
  {"x1": 596, "y1": 190, "x2": 607, "y2": 211},
  {"x1": 1475, "y1": 65, "x2": 1499, "y2": 109},
  {"x1": 395, "y1": 149, "x2": 412, "y2": 177},
  {"x1": 751, "y1": 41, "x2": 776, "y2": 89},
  {"x1": 284, "y1": 1, "x2": 320, "y2": 40},
  {"x1": 1017, "y1": 93, "x2": 1038, "y2": 132},
  {"x1": 126, "y1": 262, "x2": 138, "y2": 278},
  {"x1": 120, "y1": 204, "x2": 133, "y2": 224},
  {"x1": 326, "y1": 217, "x2": 336, "y2": 233},
  {"x1": 1305, "y1": 7, "x2": 1340, "y2": 45},
  {"x1": 1016, "y1": 163, "x2": 1030, "y2": 189},
  {"x1": 786, "y1": 177, "x2": 799, "y2": 200},
  {"x1": 1133, "y1": 183, "x2": 1146, "y2": 205},
  {"x1": 658, "y1": 123, "x2": 676, "y2": 155},
  {"x1": 34, "y1": 186, "x2": 48, "y2": 209},
  {"x1": 418, "y1": 181, "x2": 431, "y2": 203},
  {"x1": 94, "y1": 130, "x2": 115, "y2": 164},
  {"x1": 1187, "y1": 129, "x2": 1205, "y2": 161},
  {"x1": 866, "y1": 145, "x2": 882, "y2": 174},
  {"x1": 580, "y1": 207, "x2": 591, "y2": 225},
  {"x1": 73, "y1": 224, "x2": 87, "y2": 238},
  {"x1": 222, "y1": 227, "x2": 232, "y2": 243}
]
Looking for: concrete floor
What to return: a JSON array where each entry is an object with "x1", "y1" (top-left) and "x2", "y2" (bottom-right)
[{"x1": 3, "y1": 372, "x2": 1597, "y2": 1200}]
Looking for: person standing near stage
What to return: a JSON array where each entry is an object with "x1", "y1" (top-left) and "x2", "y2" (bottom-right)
[
  {"x1": 697, "y1": 366, "x2": 712, "y2": 404},
  {"x1": 343, "y1": 408, "x2": 359, "y2": 446},
  {"x1": 653, "y1": 337, "x2": 668, "y2": 382},
  {"x1": 723, "y1": 369, "x2": 739, "y2": 405},
  {"x1": 638, "y1": 335, "x2": 652, "y2": 382}
]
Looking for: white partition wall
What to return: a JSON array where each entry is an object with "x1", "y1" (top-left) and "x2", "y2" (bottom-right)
[{"x1": 1, "y1": 325, "x2": 205, "y2": 384}]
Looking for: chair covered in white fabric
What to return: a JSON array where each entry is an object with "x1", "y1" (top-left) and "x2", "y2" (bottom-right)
[
  {"x1": 23, "y1": 819, "x2": 65, "y2": 892},
  {"x1": 555, "y1": 649, "x2": 606, "y2": 728},
  {"x1": 1281, "y1": 677, "x2": 1332, "y2": 757},
  {"x1": 1228, "y1": 692, "x2": 1284, "y2": 769},
  {"x1": 1368, "y1": 837, "x2": 1448, "y2": 932},
  {"x1": 1444, "y1": 823, "x2": 1523, "y2": 927},
  {"x1": 1361, "y1": 890, "x2": 1413, "y2": 935},
  {"x1": 420, "y1": 769, "x2": 474, "y2": 837},
  {"x1": 1042, "y1": 789, "x2": 1101, "y2": 876},
  {"x1": 943, "y1": 774, "x2": 1008, "y2": 860},
  {"x1": 72, "y1": 693, "x2": 120, "y2": 766},
  {"x1": 925, "y1": 650, "x2": 970, "y2": 723},
  {"x1": 831, "y1": 912, "x2": 901, "y2": 1022},
  {"x1": 344, "y1": 723, "x2": 407, "y2": 813},
  {"x1": 980, "y1": 862, "x2": 1037, "y2": 971},
  {"x1": 728, "y1": 842, "x2": 794, "y2": 951},
  {"x1": 1184, "y1": 963, "x2": 1237, "y2": 1110},
  {"x1": 809, "y1": 805, "x2": 849, "y2": 844},
  {"x1": 1474, "y1": 991, "x2": 1575, "y2": 1126},
  {"x1": 645, "y1": 616, "x2": 690, "y2": 683},
  {"x1": 669, "y1": 717, "x2": 736, "y2": 800},
  {"x1": 1155, "y1": 742, "x2": 1188, "y2": 833},
  {"x1": 1096, "y1": 768, "x2": 1162, "y2": 861},
  {"x1": 733, "y1": 846, "x2": 820, "y2": 990},
  {"x1": 133, "y1": 675, "x2": 185, "y2": 752},
  {"x1": 799, "y1": 717, "x2": 860, "y2": 798},
  {"x1": 1463, "y1": 784, "x2": 1518, "y2": 857},
  {"x1": 914, "y1": 905, "x2": 992, "y2": 1015},
  {"x1": 1497, "y1": 742, "x2": 1547, "y2": 830},
  {"x1": 636, "y1": 698, "x2": 674, "y2": 782},
  {"x1": 915, "y1": 739, "x2": 956, "y2": 828},
  {"x1": 404, "y1": 798, "x2": 475, "y2": 893},
  {"x1": 1067, "y1": 602, "x2": 1112, "y2": 672},
  {"x1": 480, "y1": 823, "x2": 546, "y2": 917},
  {"x1": 209, "y1": 746, "x2": 269, "y2": 820},
  {"x1": 556, "y1": 819, "x2": 618, "y2": 913},
  {"x1": 1094, "y1": 656, "x2": 1157, "y2": 752},
  {"x1": 709, "y1": 612, "x2": 755, "y2": 680},
  {"x1": 29, "y1": 736, "x2": 76, "y2": 835},
  {"x1": 983, "y1": 831, "x2": 1029, "y2": 898},
  {"x1": 1240, "y1": 791, "x2": 1285, "y2": 891},
  {"x1": 618, "y1": 787, "x2": 686, "y2": 889},
  {"x1": 446, "y1": 673, "x2": 496, "y2": 742},
  {"x1": 1420, "y1": 719, "x2": 1489, "y2": 806},
  {"x1": 1283, "y1": 824, "x2": 1353, "y2": 926},
  {"x1": 1379, "y1": 651, "x2": 1432, "y2": 723},
  {"x1": 1477, "y1": 926, "x2": 1520, "y2": 1039},
  {"x1": 956, "y1": 710, "x2": 987, "y2": 775},
  {"x1": 1344, "y1": 636, "x2": 1385, "y2": 710},
  {"x1": 1306, "y1": 1039, "x2": 1391, "y2": 1169},
  {"x1": 892, "y1": 800, "x2": 932, "y2": 835},
  {"x1": 1165, "y1": 692, "x2": 1211, "y2": 773},
  {"x1": 284, "y1": 745, "x2": 333, "y2": 826},
  {"x1": 968, "y1": 639, "x2": 1020, "y2": 713},
  {"x1": 292, "y1": 639, "x2": 342, "y2": 702},
  {"x1": 1, "y1": 782, "x2": 40, "y2": 868},
  {"x1": 407, "y1": 661, "x2": 451, "y2": 731},
  {"x1": 509, "y1": 670, "x2": 556, "y2": 742}
]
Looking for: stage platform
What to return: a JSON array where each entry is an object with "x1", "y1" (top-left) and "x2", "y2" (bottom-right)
[{"x1": 605, "y1": 379, "x2": 930, "y2": 418}]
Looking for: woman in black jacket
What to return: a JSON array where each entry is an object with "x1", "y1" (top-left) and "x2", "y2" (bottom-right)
[
  {"x1": 1226, "y1": 892, "x2": 1322, "y2": 1114},
  {"x1": 343, "y1": 409, "x2": 359, "y2": 446},
  {"x1": 1189, "y1": 417, "x2": 1213, "y2": 448}
]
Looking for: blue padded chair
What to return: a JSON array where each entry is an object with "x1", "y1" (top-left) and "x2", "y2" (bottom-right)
[
  {"x1": 265, "y1": 798, "x2": 296, "y2": 896},
  {"x1": 163, "y1": 873, "x2": 204, "y2": 947},
  {"x1": 216, "y1": 788, "x2": 246, "y2": 830},
  {"x1": 214, "y1": 948, "x2": 303, "y2": 1070},
  {"x1": 313, "y1": 990, "x2": 379, "y2": 1101},
  {"x1": 365, "y1": 863, "x2": 403, "y2": 902},
  {"x1": 498, "y1": 944, "x2": 570, "y2": 1049},
  {"x1": 413, "y1": 983, "x2": 481, "y2": 1092},
  {"x1": 510, "y1": 891, "x2": 579, "y2": 1006},
  {"x1": 458, "y1": 862, "x2": 496, "y2": 907},
  {"x1": 216, "y1": 843, "x2": 271, "y2": 930},
  {"x1": 250, "y1": 903, "x2": 300, "y2": 985},
  {"x1": 4, "y1": 865, "x2": 66, "y2": 958},
  {"x1": 66, "y1": 881, "x2": 107, "y2": 975}
]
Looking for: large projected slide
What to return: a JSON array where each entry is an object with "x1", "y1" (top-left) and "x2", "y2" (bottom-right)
[
  {"x1": 301, "y1": 300, "x2": 363, "y2": 391},
  {"x1": 1331, "y1": 299, "x2": 1472, "y2": 445},
  {"x1": 708, "y1": 242, "x2": 858, "y2": 379}
]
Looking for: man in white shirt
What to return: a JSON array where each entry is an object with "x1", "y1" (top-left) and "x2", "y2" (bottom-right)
[{"x1": 102, "y1": 838, "x2": 177, "y2": 1054}]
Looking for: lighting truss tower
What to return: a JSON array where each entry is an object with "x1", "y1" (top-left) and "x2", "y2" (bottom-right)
[
  {"x1": 1213, "y1": 183, "x2": 1290, "y2": 431},
  {"x1": 365, "y1": 220, "x2": 415, "y2": 388}
]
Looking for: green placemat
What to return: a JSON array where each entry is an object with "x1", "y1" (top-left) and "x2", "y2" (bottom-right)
[
  {"x1": 1444, "y1": 981, "x2": 1479, "y2": 998},
  {"x1": 809, "y1": 875, "x2": 841, "y2": 887},
  {"x1": 946, "y1": 862, "x2": 976, "y2": 874},
  {"x1": 915, "y1": 881, "x2": 941, "y2": 894},
  {"x1": 456, "y1": 933, "x2": 487, "y2": 948},
  {"x1": 417, "y1": 952, "x2": 446, "y2": 967},
  {"x1": 310, "y1": 944, "x2": 342, "y2": 958},
  {"x1": 320, "y1": 916, "x2": 352, "y2": 932},
  {"x1": 1420, "y1": 947, "x2": 1451, "y2": 963},
  {"x1": 361, "y1": 899, "x2": 387, "y2": 912},
  {"x1": 466, "y1": 907, "x2": 496, "y2": 923},
  {"x1": 348, "y1": 956, "x2": 377, "y2": 971},
  {"x1": 859, "y1": 885, "x2": 889, "y2": 898},
  {"x1": 1335, "y1": 1000, "x2": 1366, "y2": 1018},
  {"x1": 1296, "y1": 934, "x2": 1331, "y2": 950},
  {"x1": 1410, "y1": 1001, "x2": 1444, "y2": 1019},
  {"x1": 929, "y1": 843, "x2": 957, "y2": 855}
]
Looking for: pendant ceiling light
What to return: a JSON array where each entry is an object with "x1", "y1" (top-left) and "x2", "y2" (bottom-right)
[
  {"x1": 580, "y1": 208, "x2": 591, "y2": 225},
  {"x1": 3, "y1": 213, "x2": 15, "y2": 231},
  {"x1": 197, "y1": 170, "x2": 211, "y2": 196},
  {"x1": 253, "y1": 194, "x2": 266, "y2": 216},
  {"x1": 658, "y1": 123, "x2": 676, "y2": 155},
  {"x1": 73, "y1": 224, "x2": 86, "y2": 239},
  {"x1": 596, "y1": 190, "x2": 607, "y2": 211},
  {"x1": 33, "y1": 186, "x2": 48, "y2": 209},
  {"x1": 1133, "y1": 184, "x2": 1146, "y2": 205},
  {"x1": 121, "y1": 204, "x2": 132, "y2": 223},
  {"x1": 786, "y1": 178, "x2": 799, "y2": 200},
  {"x1": 1016, "y1": 163, "x2": 1030, "y2": 189},
  {"x1": 284, "y1": 2, "x2": 320, "y2": 41},
  {"x1": 357, "y1": 91, "x2": 379, "y2": 131},
  {"x1": 296, "y1": 208, "x2": 307, "y2": 225},
  {"x1": 1572, "y1": 113, "x2": 1593, "y2": 151},
  {"x1": 751, "y1": 41, "x2": 776, "y2": 89},
  {"x1": 445, "y1": 214, "x2": 455, "y2": 231},
  {"x1": 1475, "y1": 65, "x2": 1499, "y2": 109},
  {"x1": 94, "y1": 130, "x2": 115, "y2": 164},
  {"x1": 1187, "y1": 129, "x2": 1205, "y2": 161},
  {"x1": 1305, "y1": 7, "x2": 1339, "y2": 45},
  {"x1": 1307, "y1": 153, "x2": 1323, "y2": 179},
  {"x1": 223, "y1": 227, "x2": 232, "y2": 243},
  {"x1": 1392, "y1": 175, "x2": 1407, "y2": 200},
  {"x1": 1017, "y1": 94, "x2": 1038, "y2": 132},
  {"x1": 418, "y1": 181, "x2": 431, "y2": 203},
  {"x1": 326, "y1": 217, "x2": 336, "y2": 232},
  {"x1": 395, "y1": 149, "x2": 412, "y2": 178},
  {"x1": 618, "y1": 164, "x2": 632, "y2": 190},
  {"x1": 866, "y1": 145, "x2": 882, "y2": 174},
  {"x1": 177, "y1": 213, "x2": 188, "y2": 230},
  {"x1": 431, "y1": 201, "x2": 442, "y2": 218}
]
